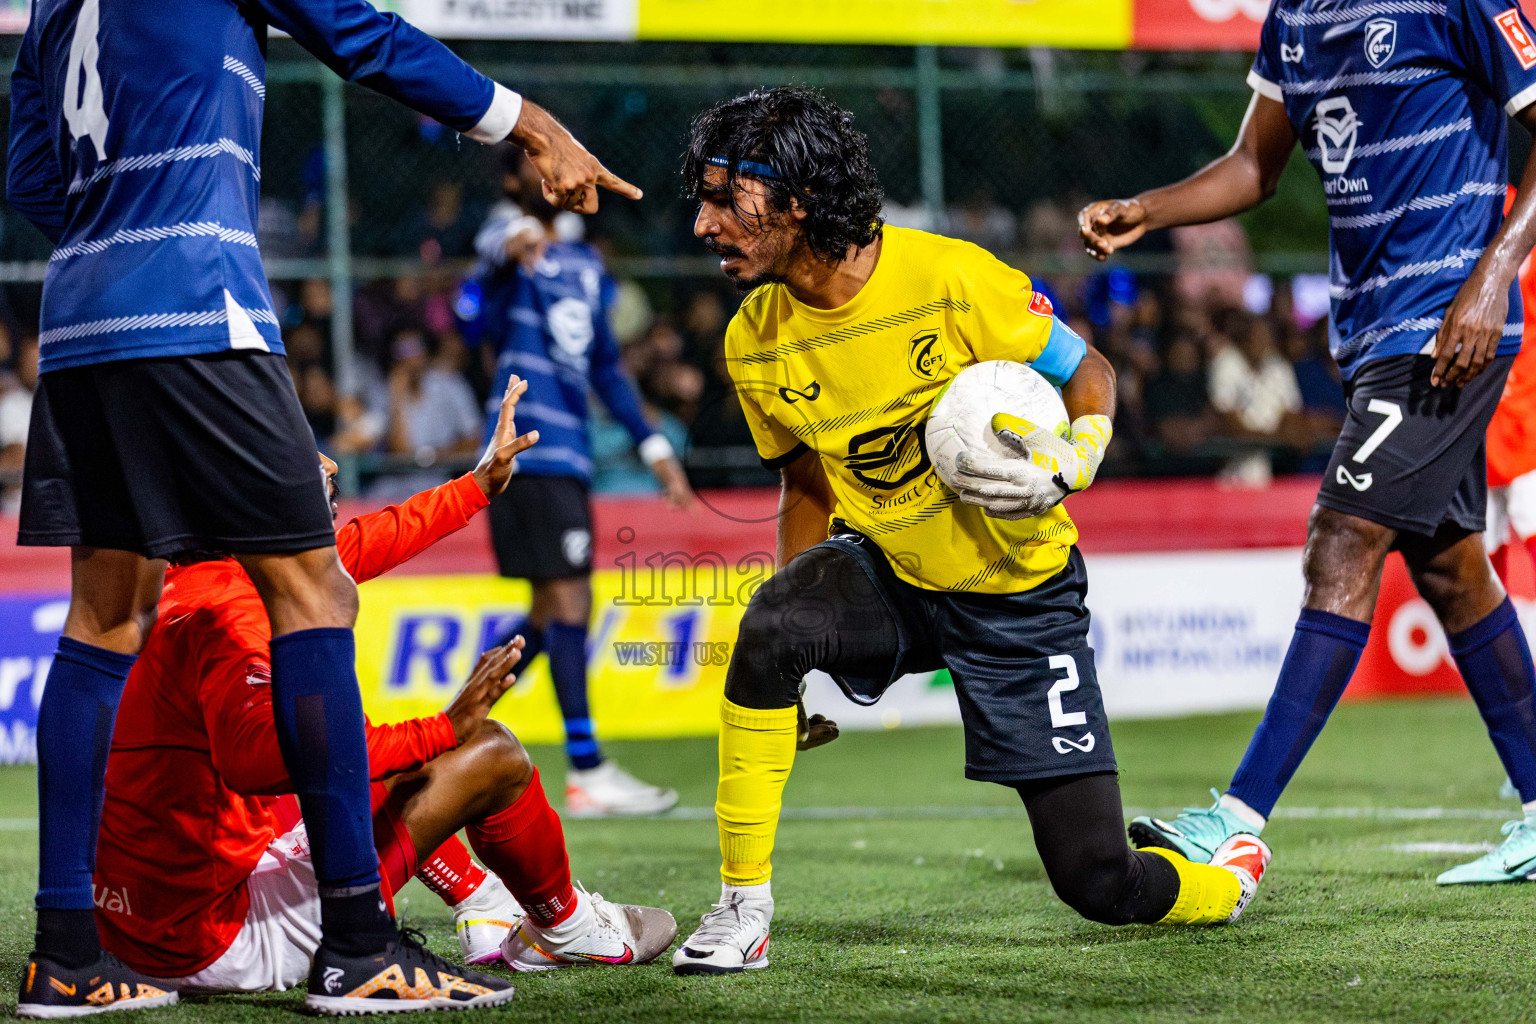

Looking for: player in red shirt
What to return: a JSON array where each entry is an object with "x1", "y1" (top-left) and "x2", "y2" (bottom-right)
[
  {"x1": 93, "y1": 379, "x2": 677, "y2": 998},
  {"x1": 1486, "y1": 187, "x2": 1536, "y2": 586}
]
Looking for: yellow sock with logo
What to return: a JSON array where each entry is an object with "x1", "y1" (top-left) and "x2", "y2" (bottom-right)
[
  {"x1": 716, "y1": 699, "x2": 798, "y2": 886},
  {"x1": 1142, "y1": 847, "x2": 1241, "y2": 925}
]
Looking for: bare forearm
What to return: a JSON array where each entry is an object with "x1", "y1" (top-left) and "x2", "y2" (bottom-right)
[
  {"x1": 1135, "y1": 155, "x2": 1271, "y2": 232},
  {"x1": 776, "y1": 454, "x2": 833, "y2": 568},
  {"x1": 1061, "y1": 346, "x2": 1117, "y2": 423}
]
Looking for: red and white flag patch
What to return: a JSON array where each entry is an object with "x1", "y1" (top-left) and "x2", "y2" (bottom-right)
[
  {"x1": 1027, "y1": 290, "x2": 1054, "y2": 318},
  {"x1": 1497, "y1": 7, "x2": 1536, "y2": 69}
]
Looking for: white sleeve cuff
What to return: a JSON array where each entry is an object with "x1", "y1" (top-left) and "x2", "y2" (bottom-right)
[
  {"x1": 1508, "y1": 80, "x2": 1536, "y2": 115},
  {"x1": 639, "y1": 433, "x2": 675, "y2": 467},
  {"x1": 1246, "y1": 69, "x2": 1283, "y2": 102},
  {"x1": 466, "y1": 83, "x2": 523, "y2": 145}
]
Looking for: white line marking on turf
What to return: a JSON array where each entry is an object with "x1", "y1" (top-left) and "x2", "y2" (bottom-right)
[
  {"x1": 1385, "y1": 842, "x2": 1495, "y2": 854},
  {"x1": 647, "y1": 805, "x2": 1520, "y2": 822}
]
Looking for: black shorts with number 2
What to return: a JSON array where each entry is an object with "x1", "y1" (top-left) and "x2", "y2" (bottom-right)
[
  {"x1": 803, "y1": 524, "x2": 1117, "y2": 784},
  {"x1": 1318, "y1": 353, "x2": 1513, "y2": 538}
]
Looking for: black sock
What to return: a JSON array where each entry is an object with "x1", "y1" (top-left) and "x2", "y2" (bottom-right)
[
  {"x1": 318, "y1": 888, "x2": 395, "y2": 957},
  {"x1": 35, "y1": 908, "x2": 101, "y2": 969}
]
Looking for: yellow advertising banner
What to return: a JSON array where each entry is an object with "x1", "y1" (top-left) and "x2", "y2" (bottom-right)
[
  {"x1": 354, "y1": 570, "x2": 751, "y2": 742},
  {"x1": 637, "y1": 0, "x2": 1131, "y2": 48}
]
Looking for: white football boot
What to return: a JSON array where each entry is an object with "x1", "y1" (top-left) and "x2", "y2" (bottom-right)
[
  {"x1": 672, "y1": 888, "x2": 773, "y2": 975},
  {"x1": 453, "y1": 873, "x2": 524, "y2": 966},
  {"x1": 1210, "y1": 832, "x2": 1273, "y2": 923},
  {"x1": 500, "y1": 886, "x2": 677, "y2": 971},
  {"x1": 565, "y1": 760, "x2": 679, "y2": 818}
]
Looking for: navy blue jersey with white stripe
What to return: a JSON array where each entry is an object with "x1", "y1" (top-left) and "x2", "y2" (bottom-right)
[
  {"x1": 473, "y1": 242, "x2": 654, "y2": 482},
  {"x1": 1251, "y1": 0, "x2": 1536, "y2": 378},
  {"x1": 9, "y1": 0, "x2": 518, "y2": 373}
]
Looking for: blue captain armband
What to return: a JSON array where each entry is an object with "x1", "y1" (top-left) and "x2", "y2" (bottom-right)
[{"x1": 1028, "y1": 316, "x2": 1087, "y2": 387}]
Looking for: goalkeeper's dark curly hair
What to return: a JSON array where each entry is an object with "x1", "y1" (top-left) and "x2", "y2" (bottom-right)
[{"x1": 683, "y1": 87, "x2": 884, "y2": 264}]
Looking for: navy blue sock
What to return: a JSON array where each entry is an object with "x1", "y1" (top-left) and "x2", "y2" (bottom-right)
[
  {"x1": 1228, "y1": 609, "x2": 1370, "y2": 818},
  {"x1": 547, "y1": 622, "x2": 602, "y2": 770},
  {"x1": 1449, "y1": 598, "x2": 1536, "y2": 803},
  {"x1": 491, "y1": 614, "x2": 545, "y2": 667},
  {"x1": 34, "y1": 637, "x2": 135, "y2": 966},
  {"x1": 269, "y1": 628, "x2": 391, "y2": 950}
]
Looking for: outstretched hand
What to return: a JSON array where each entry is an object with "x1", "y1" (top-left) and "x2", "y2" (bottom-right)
[
  {"x1": 474, "y1": 375, "x2": 540, "y2": 498},
  {"x1": 510, "y1": 100, "x2": 642, "y2": 215},
  {"x1": 1078, "y1": 199, "x2": 1148, "y2": 261},
  {"x1": 445, "y1": 638, "x2": 525, "y2": 745}
]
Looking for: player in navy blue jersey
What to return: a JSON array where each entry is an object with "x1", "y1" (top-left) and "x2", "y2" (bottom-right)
[
  {"x1": 466, "y1": 150, "x2": 692, "y2": 817},
  {"x1": 1081, "y1": 0, "x2": 1536, "y2": 890},
  {"x1": 7, "y1": 0, "x2": 637, "y2": 1015}
]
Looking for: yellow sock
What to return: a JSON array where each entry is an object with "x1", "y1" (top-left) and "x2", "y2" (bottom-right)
[
  {"x1": 1142, "y1": 848, "x2": 1241, "y2": 926},
  {"x1": 716, "y1": 698, "x2": 798, "y2": 886}
]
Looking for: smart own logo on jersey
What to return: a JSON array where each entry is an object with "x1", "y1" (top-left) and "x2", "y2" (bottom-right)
[
  {"x1": 1314, "y1": 97, "x2": 1361, "y2": 175},
  {"x1": 1364, "y1": 18, "x2": 1396, "y2": 68},
  {"x1": 907, "y1": 330, "x2": 946, "y2": 380},
  {"x1": 845, "y1": 421, "x2": 931, "y2": 491}
]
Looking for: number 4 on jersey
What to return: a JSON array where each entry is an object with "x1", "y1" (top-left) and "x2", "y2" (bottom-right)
[{"x1": 64, "y1": 0, "x2": 110, "y2": 161}]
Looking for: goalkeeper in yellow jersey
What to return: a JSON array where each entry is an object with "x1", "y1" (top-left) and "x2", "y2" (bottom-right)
[{"x1": 670, "y1": 88, "x2": 1273, "y2": 976}]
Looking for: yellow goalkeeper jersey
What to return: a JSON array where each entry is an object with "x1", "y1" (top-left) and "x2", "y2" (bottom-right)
[{"x1": 725, "y1": 226, "x2": 1081, "y2": 594}]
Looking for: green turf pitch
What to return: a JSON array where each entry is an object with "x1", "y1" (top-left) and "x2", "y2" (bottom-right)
[{"x1": 0, "y1": 697, "x2": 1533, "y2": 1022}]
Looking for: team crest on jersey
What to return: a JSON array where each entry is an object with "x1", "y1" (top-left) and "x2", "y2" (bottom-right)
[
  {"x1": 1363, "y1": 18, "x2": 1396, "y2": 67},
  {"x1": 1314, "y1": 96, "x2": 1361, "y2": 175},
  {"x1": 906, "y1": 330, "x2": 946, "y2": 380}
]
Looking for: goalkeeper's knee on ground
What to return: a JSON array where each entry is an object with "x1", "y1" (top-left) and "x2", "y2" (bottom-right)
[{"x1": 1143, "y1": 848, "x2": 1241, "y2": 926}]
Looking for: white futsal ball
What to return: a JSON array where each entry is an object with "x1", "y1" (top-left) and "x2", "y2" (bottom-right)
[{"x1": 925, "y1": 360, "x2": 1070, "y2": 493}]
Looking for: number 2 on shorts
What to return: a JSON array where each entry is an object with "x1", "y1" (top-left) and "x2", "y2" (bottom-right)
[
  {"x1": 1046, "y1": 654, "x2": 1087, "y2": 729},
  {"x1": 1353, "y1": 399, "x2": 1402, "y2": 464}
]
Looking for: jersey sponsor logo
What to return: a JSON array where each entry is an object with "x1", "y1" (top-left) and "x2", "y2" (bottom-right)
[
  {"x1": 92, "y1": 882, "x2": 133, "y2": 918},
  {"x1": 1335, "y1": 465, "x2": 1374, "y2": 491},
  {"x1": 1497, "y1": 7, "x2": 1536, "y2": 69},
  {"x1": 1314, "y1": 96, "x2": 1361, "y2": 175},
  {"x1": 906, "y1": 330, "x2": 946, "y2": 380},
  {"x1": 845, "y1": 422, "x2": 931, "y2": 490},
  {"x1": 1027, "y1": 291, "x2": 1054, "y2": 317},
  {"x1": 1364, "y1": 18, "x2": 1396, "y2": 68},
  {"x1": 1281, "y1": 42, "x2": 1305, "y2": 62},
  {"x1": 777, "y1": 381, "x2": 821, "y2": 403}
]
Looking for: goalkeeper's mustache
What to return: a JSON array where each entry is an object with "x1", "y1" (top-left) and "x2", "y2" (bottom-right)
[{"x1": 703, "y1": 238, "x2": 748, "y2": 260}]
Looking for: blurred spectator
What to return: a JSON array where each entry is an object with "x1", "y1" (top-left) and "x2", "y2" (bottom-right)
[
  {"x1": 407, "y1": 180, "x2": 480, "y2": 264},
  {"x1": 1145, "y1": 333, "x2": 1217, "y2": 452},
  {"x1": 1208, "y1": 312, "x2": 1303, "y2": 487},
  {"x1": 0, "y1": 334, "x2": 38, "y2": 512},
  {"x1": 1172, "y1": 220, "x2": 1253, "y2": 311},
  {"x1": 945, "y1": 187, "x2": 1018, "y2": 252},
  {"x1": 385, "y1": 329, "x2": 480, "y2": 470}
]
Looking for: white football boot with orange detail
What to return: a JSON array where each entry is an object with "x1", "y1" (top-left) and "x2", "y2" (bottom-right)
[
  {"x1": 672, "y1": 890, "x2": 773, "y2": 975},
  {"x1": 304, "y1": 928, "x2": 514, "y2": 1015},
  {"x1": 1209, "y1": 833, "x2": 1273, "y2": 923},
  {"x1": 500, "y1": 887, "x2": 677, "y2": 971},
  {"x1": 16, "y1": 953, "x2": 178, "y2": 1018},
  {"x1": 452, "y1": 874, "x2": 523, "y2": 966}
]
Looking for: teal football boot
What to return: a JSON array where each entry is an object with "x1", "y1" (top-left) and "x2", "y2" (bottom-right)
[
  {"x1": 1437, "y1": 818, "x2": 1536, "y2": 885},
  {"x1": 1128, "y1": 789, "x2": 1259, "y2": 864}
]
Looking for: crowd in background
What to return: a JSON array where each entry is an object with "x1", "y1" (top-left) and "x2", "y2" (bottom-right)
[{"x1": 0, "y1": 189, "x2": 1348, "y2": 503}]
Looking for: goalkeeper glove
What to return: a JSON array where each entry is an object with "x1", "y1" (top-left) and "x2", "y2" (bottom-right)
[{"x1": 992, "y1": 412, "x2": 1113, "y2": 496}]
